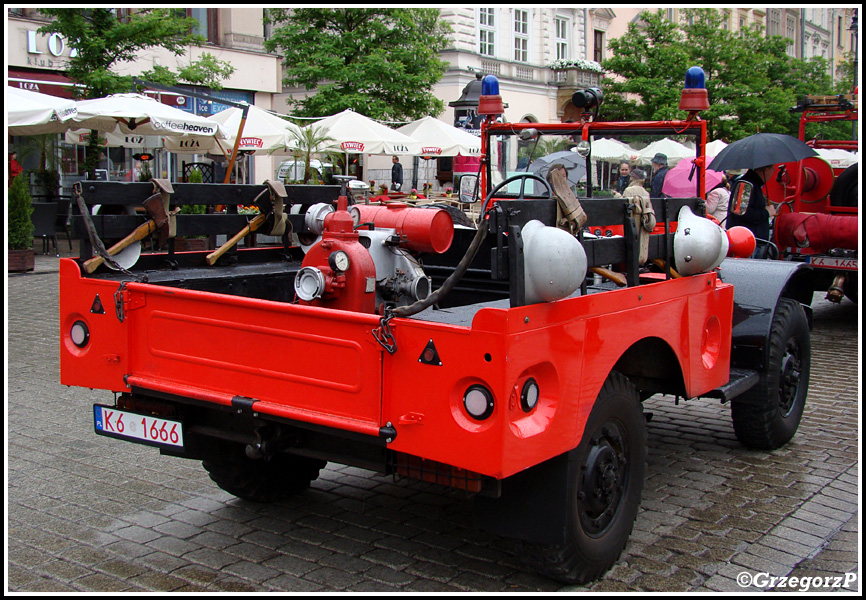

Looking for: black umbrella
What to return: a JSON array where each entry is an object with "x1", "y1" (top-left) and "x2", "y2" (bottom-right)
[{"x1": 708, "y1": 133, "x2": 818, "y2": 172}]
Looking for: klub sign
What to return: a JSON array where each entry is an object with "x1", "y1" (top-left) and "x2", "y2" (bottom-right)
[{"x1": 25, "y1": 30, "x2": 77, "y2": 69}]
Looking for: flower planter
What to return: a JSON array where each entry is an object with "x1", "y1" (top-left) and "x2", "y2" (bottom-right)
[{"x1": 8, "y1": 249, "x2": 35, "y2": 273}]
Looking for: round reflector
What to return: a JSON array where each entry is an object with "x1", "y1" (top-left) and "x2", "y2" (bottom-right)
[
  {"x1": 71, "y1": 320, "x2": 90, "y2": 348},
  {"x1": 464, "y1": 385, "x2": 494, "y2": 420},
  {"x1": 520, "y1": 378, "x2": 540, "y2": 412}
]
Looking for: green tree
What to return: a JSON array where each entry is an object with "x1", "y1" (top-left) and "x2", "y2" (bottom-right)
[
  {"x1": 602, "y1": 9, "x2": 846, "y2": 142},
  {"x1": 264, "y1": 8, "x2": 451, "y2": 120},
  {"x1": 602, "y1": 11, "x2": 688, "y2": 122},
  {"x1": 38, "y1": 8, "x2": 235, "y2": 177}
]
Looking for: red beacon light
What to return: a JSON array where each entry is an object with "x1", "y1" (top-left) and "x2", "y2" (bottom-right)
[
  {"x1": 679, "y1": 66, "x2": 710, "y2": 113},
  {"x1": 477, "y1": 75, "x2": 505, "y2": 116}
]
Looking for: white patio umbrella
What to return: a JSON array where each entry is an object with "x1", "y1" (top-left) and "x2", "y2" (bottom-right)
[
  {"x1": 638, "y1": 138, "x2": 694, "y2": 166},
  {"x1": 162, "y1": 104, "x2": 302, "y2": 155},
  {"x1": 395, "y1": 116, "x2": 480, "y2": 157},
  {"x1": 8, "y1": 85, "x2": 78, "y2": 135},
  {"x1": 815, "y1": 148, "x2": 858, "y2": 168},
  {"x1": 395, "y1": 116, "x2": 481, "y2": 193},
  {"x1": 71, "y1": 93, "x2": 223, "y2": 139},
  {"x1": 705, "y1": 139, "x2": 728, "y2": 158},
  {"x1": 590, "y1": 138, "x2": 638, "y2": 163},
  {"x1": 312, "y1": 109, "x2": 422, "y2": 156}
]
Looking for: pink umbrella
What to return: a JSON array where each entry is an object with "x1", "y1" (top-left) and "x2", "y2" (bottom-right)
[{"x1": 662, "y1": 158, "x2": 724, "y2": 197}]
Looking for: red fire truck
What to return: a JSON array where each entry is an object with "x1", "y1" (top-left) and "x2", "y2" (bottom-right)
[
  {"x1": 60, "y1": 70, "x2": 813, "y2": 583},
  {"x1": 762, "y1": 93, "x2": 858, "y2": 303}
]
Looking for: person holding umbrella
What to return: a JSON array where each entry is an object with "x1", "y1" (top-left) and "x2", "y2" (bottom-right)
[
  {"x1": 708, "y1": 132, "x2": 819, "y2": 257},
  {"x1": 728, "y1": 164, "x2": 775, "y2": 256}
]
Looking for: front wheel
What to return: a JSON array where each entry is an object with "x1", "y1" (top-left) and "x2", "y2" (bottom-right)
[
  {"x1": 731, "y1": 298, "x2": 810, "y2": 449},
  {"x1": 521, "y1": 371, "x2": 646, "y2": 584},
  {"x1": 203, "y1": 442, "x2": 326, "y2": 502}
]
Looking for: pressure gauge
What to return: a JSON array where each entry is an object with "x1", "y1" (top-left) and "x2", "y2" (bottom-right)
[{"x1": 328, "y1": 250, "x2": 350, "y2": 273}]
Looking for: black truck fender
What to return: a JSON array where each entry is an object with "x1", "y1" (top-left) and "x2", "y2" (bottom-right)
[{"x1": 717, "y1": 257, "x2": 813, "y2": 373}]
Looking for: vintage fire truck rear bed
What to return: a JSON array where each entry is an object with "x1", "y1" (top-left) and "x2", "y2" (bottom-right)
[{"x1": 61, "y1": 255, "x2": 732, "y2": 480}]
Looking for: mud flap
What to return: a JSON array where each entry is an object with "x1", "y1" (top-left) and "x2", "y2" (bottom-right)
[{"x1": 473, "y1": 450, "x2": 571, "y2": 545}]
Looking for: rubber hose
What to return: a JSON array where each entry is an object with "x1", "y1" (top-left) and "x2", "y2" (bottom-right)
[{"x1": 391, "y1": 220, "x2": 489, "y2": 318}]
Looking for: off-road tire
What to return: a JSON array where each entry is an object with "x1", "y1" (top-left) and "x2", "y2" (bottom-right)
[
  {"x1": 521, "y1": 371, "x2": 646, "y2": 584},
  {"x1": 731, "y1": 298, "x2": 810, "y2": 450},
  {"x1": 203, "y1": 443, "x2": 326, "y2": 502}
]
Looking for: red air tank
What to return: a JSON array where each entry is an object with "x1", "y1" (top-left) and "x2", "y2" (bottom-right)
[{"x1": 354, "y1": 203, "x2": 454, "y2": 254}]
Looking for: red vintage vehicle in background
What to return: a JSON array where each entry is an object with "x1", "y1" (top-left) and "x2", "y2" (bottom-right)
[
  {"x1": 60, "y1": 69, "x2": 813, "y2": 584},
  {"x1": 762, "y1": 93, "x2": 858, "y2": 303}
]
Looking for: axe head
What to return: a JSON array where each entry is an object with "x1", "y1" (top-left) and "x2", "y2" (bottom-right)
[
  {"x1": 141, "y1": 191, "x2": 172, "y2": 246},
  {"x1": 142, "y1": 193, "x2": 170, "y2": 228}
]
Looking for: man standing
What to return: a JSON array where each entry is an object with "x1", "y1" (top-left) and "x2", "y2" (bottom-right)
[
  {"x1": 391, "y1": 156, "x2": 403, "y2": 191},
  {"x1": 649, "y1": 153, "x2": 669, "y2": 198}
]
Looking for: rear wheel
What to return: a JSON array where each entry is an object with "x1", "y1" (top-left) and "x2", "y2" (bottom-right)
[
  {"x1": 731, "y1": 298, "x2": 810, "y2": 449},
  {"x1": 203, "y1": 442, "x2": 326, "y2": 502},
  {"x1": 522, "y1": 372, "x2": 646, "y2": 584}
]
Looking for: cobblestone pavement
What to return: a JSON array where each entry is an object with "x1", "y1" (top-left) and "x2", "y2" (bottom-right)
[{"x1": 6, "y1": 247, "x2": 860, "y2": 592}]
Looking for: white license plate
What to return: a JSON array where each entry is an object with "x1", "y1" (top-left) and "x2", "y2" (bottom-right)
[
  {"x1": 93, "y1": 405, "x2": 184, "y2": 448},
  {"x1": 807, "y1": 256, "x2": 857, "y2": 271}
]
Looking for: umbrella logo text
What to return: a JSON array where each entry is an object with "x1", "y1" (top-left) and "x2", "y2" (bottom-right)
[
  {"x1": 342, "y1": 141, "x2": 365, "y2": 152},
  {"x1": 151, "y1": 121, "x2": 218, "y2": 135}
]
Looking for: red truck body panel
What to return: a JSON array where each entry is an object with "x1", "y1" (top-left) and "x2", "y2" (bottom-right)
[{"x1": 60, "y1": 258, "x2": 732, "y2": 479}]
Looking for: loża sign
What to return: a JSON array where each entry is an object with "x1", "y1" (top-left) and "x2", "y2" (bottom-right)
[{"x1": 25, "y1": 30, "x2": 77, "y2": 69}]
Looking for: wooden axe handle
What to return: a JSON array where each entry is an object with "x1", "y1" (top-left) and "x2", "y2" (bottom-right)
[
  {"x1": 83, "y1": 219, "x2": 159, "y2": 274},
  {"x1": 590, "y1": 266, "x2": 627, "y2": 287},
  {"x1": 651, "y1": 259, "x2": 682, "y2": 278},
  {"x1": 206, "y1": 213, "x2": 268, "y2": 266}
]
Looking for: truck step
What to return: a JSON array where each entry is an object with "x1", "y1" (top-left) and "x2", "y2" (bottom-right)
[{"x1": 705, "y1": 368, "x2": 760, "y2": 403}]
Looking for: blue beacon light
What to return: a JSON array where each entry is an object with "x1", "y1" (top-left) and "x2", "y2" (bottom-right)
[
  {"x1": 684, "y1": 66, "x2": 706, "y2": 89},
  {"x1": 478, "y1": 75, "x2": 504, "y2": 115},
  {"x1": 679, "y1": 66, "x2": 709, "y2": 112}
]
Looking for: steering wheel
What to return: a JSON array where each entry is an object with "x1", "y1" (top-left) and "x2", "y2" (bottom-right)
[{"x1": 481, "y1": 172, "x2": 553, "y2": 215}]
